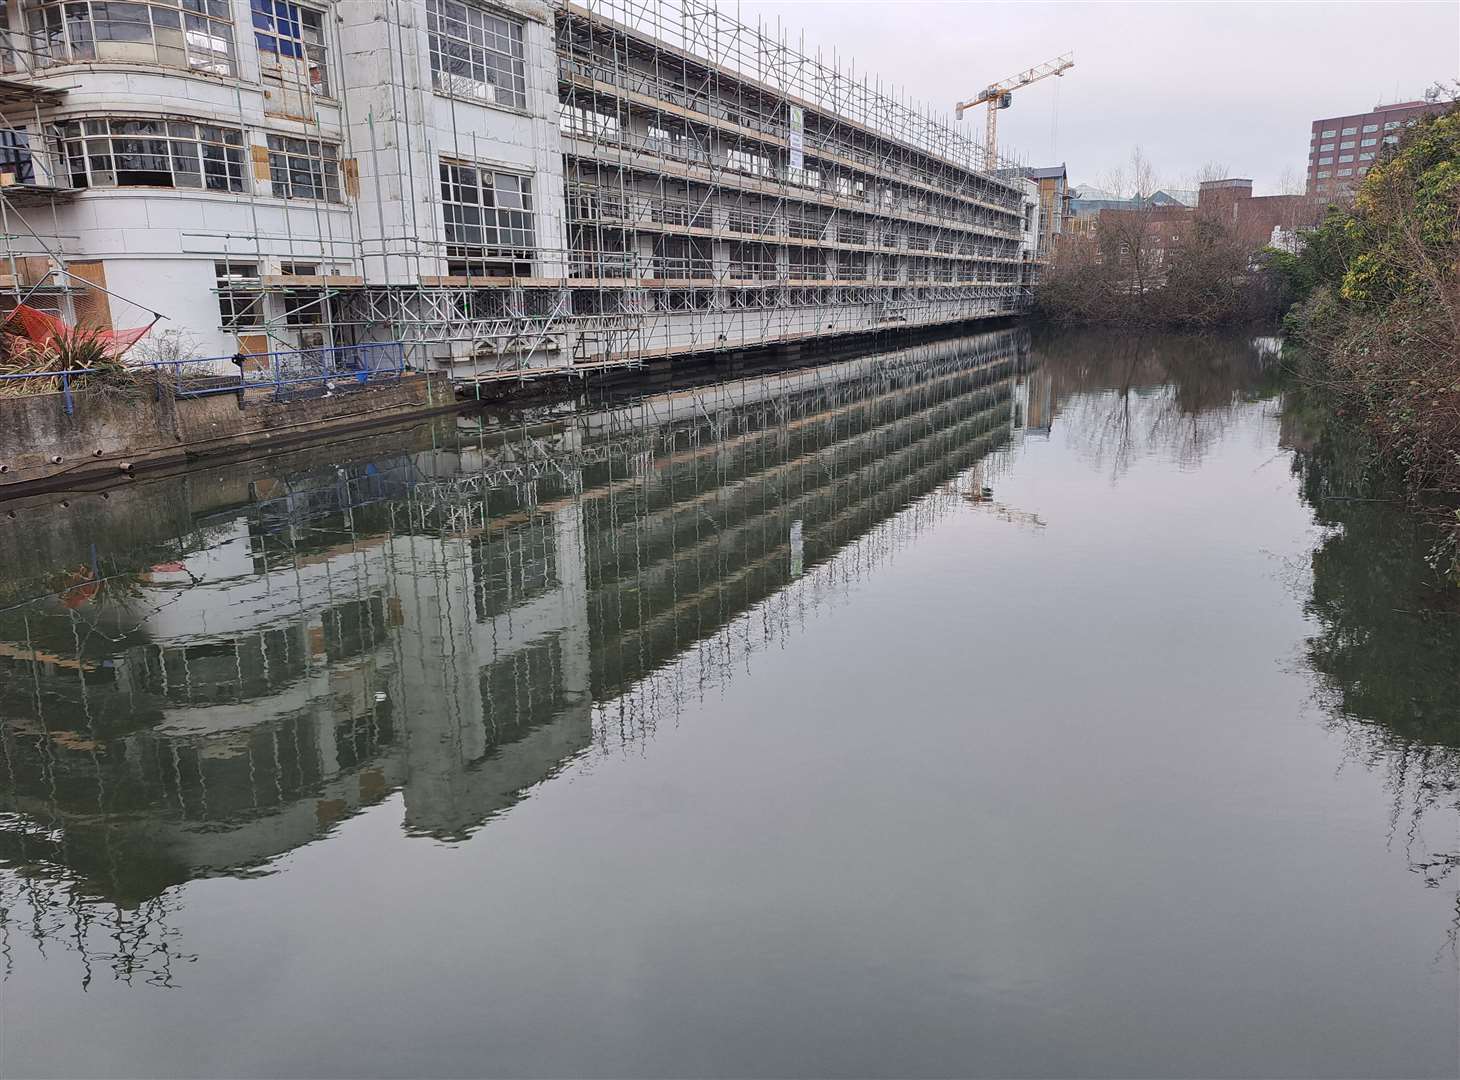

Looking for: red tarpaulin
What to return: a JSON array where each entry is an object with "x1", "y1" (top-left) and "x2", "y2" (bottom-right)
[{"x1": 2, "y1": 304, "x2": 151, "y2": 358}]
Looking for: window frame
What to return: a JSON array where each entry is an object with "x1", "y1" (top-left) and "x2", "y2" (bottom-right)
[
  {"x1": 54, "y1": 117, "x2": 246, "y2": 191},
  {"x1": 251, "y1": 0, "x2": 330, "y2": 98},
  {"x1": 425, "y1": 0, "x2": 527, "y2": 111},
  {"x1": 265, "y1": 132, "x2": 342, "y2": 202},
  {"x1": 24, "y1": 0, "x2": 238, "y2": 76},
  {"x1": 215, "y1": 260, "x2": 262, "y2": 328},
  {"x1": 439, "y1": 158, "x2": 536, "y2": 276}
]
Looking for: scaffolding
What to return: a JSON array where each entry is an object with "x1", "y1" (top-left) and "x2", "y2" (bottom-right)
[{"x1": 0, "y1": 0, "x2": 1037, "y2": 385}]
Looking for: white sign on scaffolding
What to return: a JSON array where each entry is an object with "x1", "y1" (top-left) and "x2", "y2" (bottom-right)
[{"x1": 788, "y1": 105, "x2": 805, "y2": 172}]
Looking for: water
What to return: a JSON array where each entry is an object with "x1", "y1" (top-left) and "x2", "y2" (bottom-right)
[{"x1": 1, "y1": 327, "x2": 1458, "y2": 1079}]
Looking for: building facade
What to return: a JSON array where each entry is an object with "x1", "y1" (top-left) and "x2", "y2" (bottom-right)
[
  {"x1": 0, "y1": 0, "x2": 1037, "y2": 383},
  {"x1": 1306, "y1": 100, "x2": 1446, "y2": 197}
]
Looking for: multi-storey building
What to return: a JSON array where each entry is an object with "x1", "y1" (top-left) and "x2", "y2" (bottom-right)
[
  {"x1": 0, "y1": 0, "x2": 1038, "y2": 384},
  {"x1": 1001, "y1": 164, "x2": 1067, "y2": 257},
  {"x1": 1306, "y1": 99, "x2": 1446, "y2": 197}
]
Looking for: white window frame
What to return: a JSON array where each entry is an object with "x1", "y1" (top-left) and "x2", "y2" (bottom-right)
[
  {"x1": 265, "y1": 133, "x2": 342, "y2": 201},
  {"x1": 24, "y1": 0, "x2": 237, "y2": 75},
  {"x1": 440, "y1": 158, "x2": 536, "y2": 275},
  {"x1": 55, "y1": 116, "x2": 246, "y2": 191},
  {"x1": 251, "y1": 0, "x2": 329, "y2": 97},
  {"x1": 425, "y1": 0, "x2": 526, "y2": 110}
]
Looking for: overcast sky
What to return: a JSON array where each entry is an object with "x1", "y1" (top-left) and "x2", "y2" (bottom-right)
[{"x1": 721, "y1": 0, "x2": 1460, "y2": 194}]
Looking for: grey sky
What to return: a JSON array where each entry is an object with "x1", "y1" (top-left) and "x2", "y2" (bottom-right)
[{"x1": 723, "y1": 0, "x2": 1460, "y2": 194}]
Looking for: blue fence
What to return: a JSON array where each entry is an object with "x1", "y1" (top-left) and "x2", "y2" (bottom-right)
[
  {"x1": 0, "y1": 367, "x2": 90, "y2": 414},
  {"x1": 0, "y1": 341, "x2": 407, "y2": 415},
  {"x1": 149, "y1": 341, "x2": 407, "y2": 401}
]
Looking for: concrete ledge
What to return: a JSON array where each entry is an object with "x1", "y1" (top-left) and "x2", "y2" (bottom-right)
[{"x1": 0, "y1": 373, "x2": 452, "y2": 500}]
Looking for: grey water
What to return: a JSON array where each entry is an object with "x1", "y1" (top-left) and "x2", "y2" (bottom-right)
[{"x1": 1, "y1": 327, "x2": 1457, "y2": 1079}]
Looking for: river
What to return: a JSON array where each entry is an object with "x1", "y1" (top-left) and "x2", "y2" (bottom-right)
[{"x1": 1, "y1": 327, "x2": 1457, "y2": 1078}]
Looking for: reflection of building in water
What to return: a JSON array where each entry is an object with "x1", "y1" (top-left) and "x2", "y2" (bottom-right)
[{"x1": 0, "y1": 328, "x2": 1032, "y2": 973}]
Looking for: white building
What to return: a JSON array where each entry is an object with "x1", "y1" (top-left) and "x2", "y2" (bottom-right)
[{"x1": 0, "y1": 0, "x2": 1037, "y2": 382}]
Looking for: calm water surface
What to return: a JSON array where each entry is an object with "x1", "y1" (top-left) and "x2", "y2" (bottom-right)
[{"x1": 2, "y1": 327, "x2": 1458, "y2": 1078}]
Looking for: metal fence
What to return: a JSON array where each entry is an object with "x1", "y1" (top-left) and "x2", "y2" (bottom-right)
[{"x1": 146, "y1": 341, "x2": 406, "y2": 401}]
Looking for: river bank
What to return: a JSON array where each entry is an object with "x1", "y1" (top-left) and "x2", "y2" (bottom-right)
[{"x1": 1278, "y1": 101, "x2": 1460, "y2": 509}]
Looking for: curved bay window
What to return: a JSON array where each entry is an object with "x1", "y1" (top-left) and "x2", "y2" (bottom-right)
[
  {"x1": 441, "y1": 159, "x2": 535, "y2": 276},
  {"x1": 55, "y1": 118, "x2": 245, "y2": 191},
  {"x1": 25, "y1": 0, "x2": 237, "y2": 75}
]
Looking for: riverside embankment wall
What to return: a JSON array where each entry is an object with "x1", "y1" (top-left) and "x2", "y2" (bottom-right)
[{"x1": 0, "y1": 375, "x2": 447, "y2": 498}]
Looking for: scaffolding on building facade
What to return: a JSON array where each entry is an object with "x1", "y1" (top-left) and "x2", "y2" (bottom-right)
[{"x1": 0, "y1": 0, "x2": 1037, "y2": 385}]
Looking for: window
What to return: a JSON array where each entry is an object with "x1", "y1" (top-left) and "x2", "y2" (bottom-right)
[
  {"x1": 1337, "y1": 168, "x2": 1352, "y2": 177},
  {"x1": 440, "y1": 160, "x2": 535, "y2": 275},
  {"x1": 215, "y1": 261, "x2": 261, "y2": 328},
  {"x1": 558, "y1": 104, "x2": 618, "y2": 138},
  {"x1": 1318, "y1": 156, "x2": 1332, "y2": 165},
  {"x1": 1337, "y1": 154, "x2": 1352, "y2": 163},
  {"x1": 425, "y1": 0, "x2": 525, "y2": 109},
  {"x1": 266, "y1": 134, "x2": 341, "y2": 200},
  {"x1": 252, "y1": 0, "x2": 328, "y2": 96},
  {"x1": 26, "y1": 0, "x2": 236, "y2": 75},
  {"x1": 1384, "y1": 121, "x2": 1400, "y2": 130},
  {"x1": 1360, "y1": 138, "x2": 1376, "y2": 147},
  {"x1": 55, "y1": 117, "x2": 244, "y2": 190},
  {"x1": 1316, "y1": 170, "x2": 1330, "y2": 178},
  {"x1": 1358, "y1": 167, "x2": 1369, "y2": 175},
  {"x1": 1383, "y1": 134, "x2": 1398, "y2": 145},
  {"x1": 727, "y1": 147, "x2": 773, "y2": 178},
  {"x1": 1359, "y1": 152, "x2": 1374, "y2": 161},
  {"x1": 1319, "y1": 142, "x2": 1334, "y2": 151},
  {"x1": 1339, "y1": 140, "x2": 1354, "y2": 149},
  {"x1": 1362, "y1": 124, "x2": 1378, "y2": 133},
  {"x1": 1321, "y1": 128, "x2": 1336, "y2": 137},
  {"x1": 1341, "y1": 126, "x2": 1356, "y2": 135}
]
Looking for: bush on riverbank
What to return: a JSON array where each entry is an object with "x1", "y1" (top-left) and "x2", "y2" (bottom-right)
[
  {"x1": 1281, "y1": 99, "x2": 1460, "y2": 497},
  {"x1": 1034, "y1": 212, "x2": 1285, "y2": 329}
]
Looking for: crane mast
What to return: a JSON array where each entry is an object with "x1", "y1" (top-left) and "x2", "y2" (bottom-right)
[{"x1": 956, "y1": 53, "x2": 1074, "y2": 164}]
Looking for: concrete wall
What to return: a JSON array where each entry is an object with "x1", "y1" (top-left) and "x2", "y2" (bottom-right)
[{"x1": 0, "y1": 374, "x2": 445, "y2": 494}]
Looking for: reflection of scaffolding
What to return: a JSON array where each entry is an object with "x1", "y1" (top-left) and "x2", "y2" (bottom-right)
[{"x1": 0, "y1": 327, "x2": 1030, "y2": 984}]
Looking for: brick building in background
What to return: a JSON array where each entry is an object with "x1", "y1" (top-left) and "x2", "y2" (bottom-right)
[
  {"x1": 1307, "y1": 100, "x2": 1448, "y2": 197},
  {"x1": 1066, "y1": 178, "x2": 1325, "y2": 270},
  {"x1": 1194, "y1": 179, "x2": 1326, "y2": 250}
]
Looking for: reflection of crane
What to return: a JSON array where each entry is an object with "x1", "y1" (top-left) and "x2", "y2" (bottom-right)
[{"x1": 956, "y1": 54, "x2": 1074, "y2": 162}]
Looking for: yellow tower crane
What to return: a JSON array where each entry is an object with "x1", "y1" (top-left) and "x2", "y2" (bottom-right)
[{"x1": 956, "y1": 53, "x2": 1074, "y2": 164}]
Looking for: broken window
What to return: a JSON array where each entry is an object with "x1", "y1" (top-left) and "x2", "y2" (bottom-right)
[{"x1": 252, "y1": 0, "x2": 328, "y2": 97}]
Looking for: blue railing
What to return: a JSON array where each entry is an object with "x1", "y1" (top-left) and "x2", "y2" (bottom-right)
[
  {"x1": 0, "y1": 342, "x2": 407, "y2": 417},
  {"x1": 0, "y1": 367, "x2": 91, "y2": 414},
  {"x1": 146, "y1": 341, "x2": 407, "y2": 401}
]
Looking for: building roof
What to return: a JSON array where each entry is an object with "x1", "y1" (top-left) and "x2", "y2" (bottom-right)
[
  {"x1": 994, "y1": 164, "x2": 1068, "y2": 182},
  {"x1": 1151, "y1": 188, "x2": 1198, "y2": 207}
]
